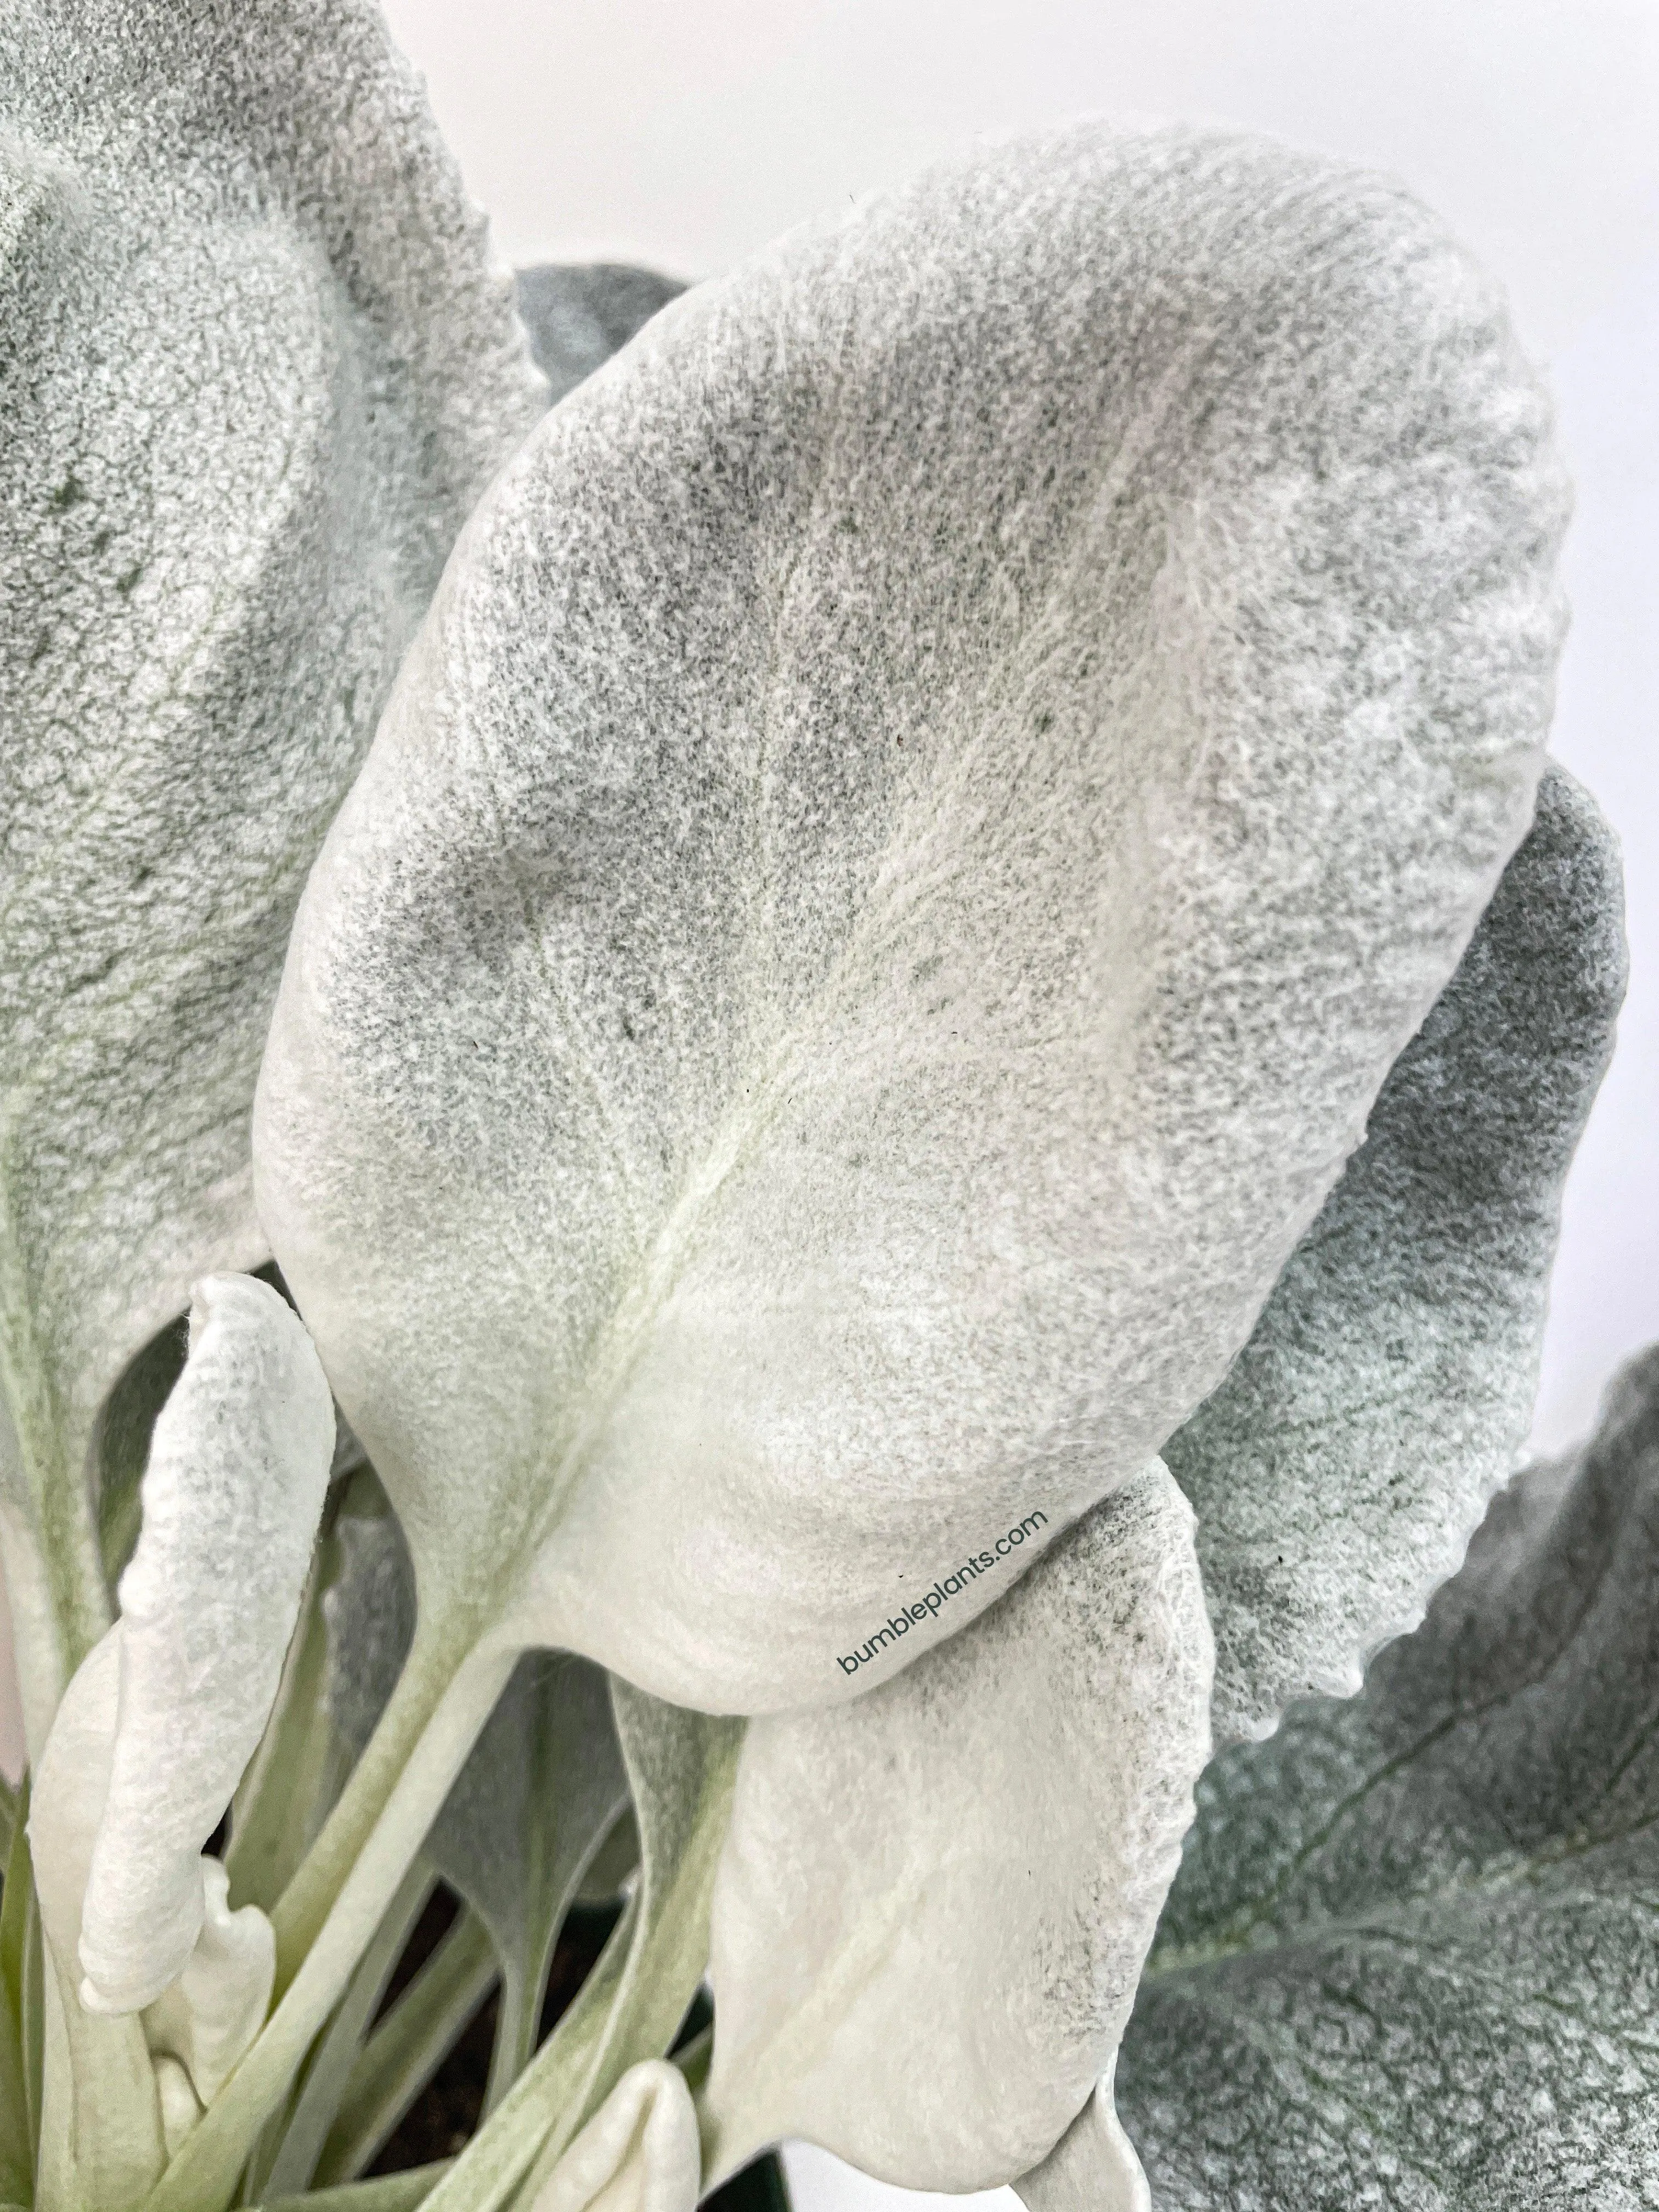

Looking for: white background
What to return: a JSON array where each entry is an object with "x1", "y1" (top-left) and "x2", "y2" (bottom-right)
[{"x1": 374, "y1": 3, "x2": 1656, "y2": 2206}]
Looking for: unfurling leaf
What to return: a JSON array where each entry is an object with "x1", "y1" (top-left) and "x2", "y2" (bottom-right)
[
  {"x1": 144, "y1": 1859, "x2": 274, "y2": 2112},
  {"x1": 529, "y1": 2059, "x2": 700, "y2": 2212},
  {"x1": 30, "y1": 1276, "x2": 331, "y2": 2021},
  {"x1": 1117, "y1": 1345, "x2": 1659, "y2": 2209},
  {"x1": 702, "y1": 1466, "x2": 1210, "y2": 2193},
  {"x1": 1167, "y1": 762, "x2": 1626, "y2": 1740},
  {"x1": 256, "y1": 121, "x2": 1567, "y2": 1718},
  {"x1": 82, "y1": 1276, "x2": 331, "y2": 2012}
]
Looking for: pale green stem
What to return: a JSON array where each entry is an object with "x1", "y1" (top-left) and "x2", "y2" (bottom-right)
[
  {"x1": 482, "y1": 1966, "x2": 533, "y2": 2120},
  {"x1": 0, "y1": 1497, "x2": 105, "y2": 1772},
  {"x1": 0, "y1": 1795, "x2": 36, "y2": 2203},
  {"x1": 37, "y1": 1949, "x2": 165, "y2": 2212},
  {"x1": 253, "y1": 1863, "x2": 437, "y2": 2202},
  {"x1": 141, "y1": 1643, "x2": 515, "y2": 2212},
  {"x1": 418, "y1": 1900, "x2": 637, "y2": 2212},
  {"x1": 271, "y1": 1616, "x2": 477, "y2": 1994},
  {"x1": 316, "y1": 1910, "x2": 499, "y2": 2187},
  {"x1": 17, "y1": 1904, "x2": 38, "y2": 2190},
  {"x1": 254, "y1": 2158, "x2": 451, "y2": 2212}
]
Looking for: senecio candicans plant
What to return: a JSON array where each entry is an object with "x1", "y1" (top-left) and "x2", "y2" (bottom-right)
[{"x1": 0, "y1": 0, "x2": 1647, "y2": 2208}]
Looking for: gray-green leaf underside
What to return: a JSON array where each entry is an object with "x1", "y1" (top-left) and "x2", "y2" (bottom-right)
[
  {"x1": 516, "y1": 264, "x2": 688, "y2": 409},
  {"x1": 425, "y1": 1651, "x2": 630, "y2": 2097},
  {"x1": 1118, "y1": 1344, "x2": 1659, "y2": 2210},
  {"x1": 0, "y1": 0, "x2": 543, "y2": 1703},
  {"x1": 1166, "y1": 764, "x2": 1626, "y2": 1742}
]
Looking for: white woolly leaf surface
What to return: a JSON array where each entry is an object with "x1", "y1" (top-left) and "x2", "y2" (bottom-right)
[
  {"x1": 29, "y1": 1626, "x2": 122, "y2": 1987},
  {"x1": 1014, "y1": 2070, "x2": 1150, "y2": 2212},
  {"x1": 702, "y1": 1465, "x2": 1211, "y2": 2191},
  {"x1": 79, "y1": 1273, "x2": 334, "y2": 2014},
  {"x1": 257, "y1": 122, "x2": 1568, "y2": 1712},
  {"x1": 0, "y1": 0, "x2": 543, "y2": 1717}
]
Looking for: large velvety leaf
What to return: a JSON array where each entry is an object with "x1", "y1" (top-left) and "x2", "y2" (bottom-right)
[
  {"x1": 703, "y1": 1465, "x2": 1211, "y2": 2193},
  {"x1": 1166, "y1": 763, "x2": 1625, "y2": 1741},
  {"x1": 0, "y1": 0, "x2": 544, "y2": 1735},
  {"x1": 1116, "y1": 1345, "x2": 1659, "y2": 2210},
  {"x1": 256, "y1": 121, "x2": 1567, "y2": 1715}
]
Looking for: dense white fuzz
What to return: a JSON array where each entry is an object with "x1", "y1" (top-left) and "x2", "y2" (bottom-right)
[
  {"x1": 530, "y1": 2061, "x2": 701, "y2": 2212},
  {"x1": 257, "y1": 121, "x2": 1567, "y2": 1717},
  {"x1": 29, "y1": 1626, "x2": 122, "y2": 1979},
  {"x1": 75, "y1": 1274, "x2": 332, "y2": 2014},
  {"x1": 702, "y1": 1466, "x2": 1211, "y2": 2190}
]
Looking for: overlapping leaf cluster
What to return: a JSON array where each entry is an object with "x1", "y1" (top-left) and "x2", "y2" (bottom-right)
[{"x1": 0, "y1": 4, "x2": 1639, "y2": 2211}]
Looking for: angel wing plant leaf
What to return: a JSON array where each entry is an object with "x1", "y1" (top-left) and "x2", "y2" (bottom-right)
[
  {"x1": 0, "y1": 0, "x2": 545, "y2": 1748},
  {"x1": 1115, "y1": 1344, "x2": 1659, "y2": 2211},
  {"x1": 700, "y1": 1464, "x2": 1210, "y2": 2196},
  {"x1": 1167, "y1": 761, "x2": 1626, "y2": 1742},
  {"x1": 254, "y1": 120, "x2": 1568, "y2": 1718}
]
